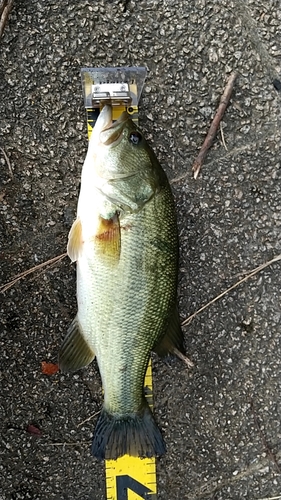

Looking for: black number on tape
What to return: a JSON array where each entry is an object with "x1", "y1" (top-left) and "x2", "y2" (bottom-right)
[{"x1": 116, "y1": 475, "x2": 155, "y2": 499}]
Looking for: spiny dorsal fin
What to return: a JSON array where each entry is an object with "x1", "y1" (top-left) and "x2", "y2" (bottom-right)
[
  {"x1": 59, "y1": 316, "x2": 95, "y2": 372},
  {"x1": 94, "y1": 212, "x2": 121, "y2": 261},
  {"x1": 67, "y1": 218, "x2": 83, "y2": 263}
]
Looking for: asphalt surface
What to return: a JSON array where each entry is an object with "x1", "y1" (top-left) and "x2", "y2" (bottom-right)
[{"x1": 0, "y1": 0, "x2": 281, "y2": 499}]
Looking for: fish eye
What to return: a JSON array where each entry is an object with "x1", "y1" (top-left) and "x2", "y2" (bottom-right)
[{"x1": 129, "y1": 131, "x2": 142, "y2": 145}]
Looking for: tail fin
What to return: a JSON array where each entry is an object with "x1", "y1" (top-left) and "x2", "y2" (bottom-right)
[{"x1": 91, "y1": 400, "x2": 166, "y2": 460}]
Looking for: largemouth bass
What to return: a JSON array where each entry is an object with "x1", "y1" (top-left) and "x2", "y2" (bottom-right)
[{"x1": 59, "y1": 105, "x2": 184, "y2": 460}]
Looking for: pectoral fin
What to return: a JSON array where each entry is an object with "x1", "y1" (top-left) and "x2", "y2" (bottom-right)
[
  {"x1": 94, "y1": 212, "x2": 121, "y2": 261},
  {"x1": 67, "y1": 218, "x2": 83, "y2": 263},
  {"x1": 153, "y1": 305, "x2": 185, "y2": 357},
  {"x1": 59, "y1": 317, "x2": 95, "y2": 372}
]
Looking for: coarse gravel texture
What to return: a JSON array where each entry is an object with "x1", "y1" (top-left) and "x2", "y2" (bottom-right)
[{"x1": 0, "y1": 0, "x2": 281, "y2": 499}]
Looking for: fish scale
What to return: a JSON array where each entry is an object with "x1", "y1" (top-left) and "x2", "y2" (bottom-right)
[{"x1": 78, "y1": 186, "x2": 177, "y2": 416}]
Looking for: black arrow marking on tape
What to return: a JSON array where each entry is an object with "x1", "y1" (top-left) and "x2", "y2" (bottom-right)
[{"x1": 116, "y1": 475, "x2": 155, "y2": 499}]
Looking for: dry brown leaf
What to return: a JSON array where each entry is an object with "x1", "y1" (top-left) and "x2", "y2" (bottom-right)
[{"x1": 41, "y1": 361, "x2": 59, "y2": 375}]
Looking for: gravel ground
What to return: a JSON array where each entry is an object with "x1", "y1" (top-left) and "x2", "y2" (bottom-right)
[{"x1": 1, "y1": 0, "x2": 281, "y2": 499}]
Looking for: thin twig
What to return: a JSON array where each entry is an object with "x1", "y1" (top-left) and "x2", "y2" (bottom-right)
[
  {"x1": 192, "y1": 71, "x2": 238, "y2": 179},
  {"x1": 77, "y1": 410, "x2": 101, "y2": 427},
  {"x1": 0, "y1": 0, "x2": 6, "y2": 17},
  {"x1": 257, "y1": 497, "x2": 281, "y2": 500},
  {"x1": 42, "y1": 441, "x2": 88, "y2": 447},
  {"x1": 172, "y1": 347, "x2": 194, "y2": 368},
  {"x1": 0, "y1": 146, "x2": 13, "y2": 178},
  {"x1": 250, "y1": 398, "x2": 281, "y2": 474},
  {"x1": 181, "y1": 254, "x2": 281, "y2": 327},
  {"x1": 0, "y1": 0, "x2": 13, "y2": 38},
  {"x1": 220, "y1": 122, "x2": 228, "y2": 151},
  {"x1": 0, "y1": 252, "x2": 68, "y2": 293}
]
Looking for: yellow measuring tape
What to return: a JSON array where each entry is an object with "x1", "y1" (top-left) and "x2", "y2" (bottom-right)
[
  {"x1": 105, "y1": 360, "x2": 157, "y2": 500},
  {"x1": 86, "y1": 103, "x2": 158, "y2": 500}
]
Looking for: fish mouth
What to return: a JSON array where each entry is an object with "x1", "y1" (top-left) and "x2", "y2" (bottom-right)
[{"x1": 99, "y1": 108, "x2": 130, "y2": 146}]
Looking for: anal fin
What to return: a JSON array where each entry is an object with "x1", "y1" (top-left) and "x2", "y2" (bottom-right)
[
  {"x1": 153, "y1": 304, "x2": 185, "y2": 357},
  {"x1": 59, "y1": 316, "x2": 95, "y2": 372},
  {"x1": 67, "y1": 218, "x2": 83, "y2": 263}
]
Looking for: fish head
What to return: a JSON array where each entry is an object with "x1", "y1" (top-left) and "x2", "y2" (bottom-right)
[{"x1": 88, "y1": 105, "x2": 167, "y2": 213}]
